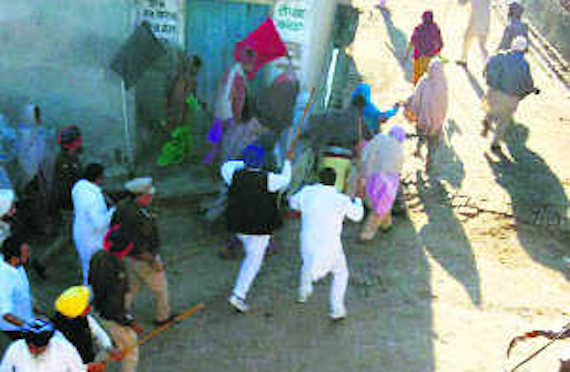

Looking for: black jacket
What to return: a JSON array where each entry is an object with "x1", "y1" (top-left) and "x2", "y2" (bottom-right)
[
  {"x1": 88, "y1": 250, "x2": 133, "y2": 325},
  {"x1": 226, "y1": 169, "x2": 282, "y2": 235}
]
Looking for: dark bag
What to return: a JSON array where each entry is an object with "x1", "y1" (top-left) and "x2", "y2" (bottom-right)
[{"x1": 484, "y1": 53, "x2": 505, "y2": 90}]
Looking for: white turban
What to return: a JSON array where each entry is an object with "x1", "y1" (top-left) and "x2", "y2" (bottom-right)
[
  {"x1": 511, "y1": 36, "x2": 528, "y2": 52},
  {"x1": 0, "y1": 189, "x2": 15, "y2": 217}
]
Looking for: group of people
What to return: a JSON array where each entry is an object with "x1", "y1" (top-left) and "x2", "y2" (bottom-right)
[
  {"x1": 0, "y1": 119, "x2": 176, "y2": 371},
  {"x1": 0, "y1": 1, "x2": 544, "y2": 370},
  {"x1": 215, "y1": 0, "x2": 541, "y2": 319},
  {"x1": 403, "y1": 1, "x2": 538, "y2": 155}
]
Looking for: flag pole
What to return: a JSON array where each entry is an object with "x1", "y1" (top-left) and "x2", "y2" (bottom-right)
[{"x1": 121, "y1": 80, "x2": 134, "y2": 172}]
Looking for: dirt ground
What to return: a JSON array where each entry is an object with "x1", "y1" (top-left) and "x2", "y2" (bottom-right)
[{"x1": 5, "y1": 0, "x2": 570, "y2": 371}]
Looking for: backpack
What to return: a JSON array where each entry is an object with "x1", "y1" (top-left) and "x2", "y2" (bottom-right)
[{"x1": 484, "y1": 53, "x2": 505, "y2": 90}]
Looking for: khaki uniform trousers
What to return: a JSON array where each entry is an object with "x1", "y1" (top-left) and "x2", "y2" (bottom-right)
[
  {"x1": 125, "y1": 257, "x2": 170, "y2": 322},
  {"x1": 99, "y1": 318, "x2": 138, "y2": 372}
]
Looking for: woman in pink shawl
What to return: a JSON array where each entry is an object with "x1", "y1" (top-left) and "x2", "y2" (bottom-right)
[
  {"x1": 359, "y1": 125, "x2": 406, "y2": 241},
  {"x1": 202, "y1": 48, "x2": 254, "y2": 165},
  {"x1": 404, "y1": 59, "x2": 448, "y2": 173},
  {"x1": 405, "y1": 10, "x2": 444, "y2": 85}
]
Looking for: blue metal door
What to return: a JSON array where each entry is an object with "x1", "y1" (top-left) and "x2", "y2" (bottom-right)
[{"x1": 186, "y1": 0, "x2": 271, "y2": 112}]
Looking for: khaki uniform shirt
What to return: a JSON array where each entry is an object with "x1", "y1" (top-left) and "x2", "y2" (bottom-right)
[{"x1": 113, "y1": 198, "x2": 160, "y2": 258}]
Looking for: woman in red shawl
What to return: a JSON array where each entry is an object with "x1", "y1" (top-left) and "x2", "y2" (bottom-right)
[
  {"x1": 202, "y1": 18, "x2": 287, "y2": 166},
  {"x1": 405, "y1": 10, "x2": 444, "y2": 85}
]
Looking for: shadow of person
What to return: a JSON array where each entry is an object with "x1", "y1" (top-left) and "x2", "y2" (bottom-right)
[
  {"x1": 380, "y1": 9, "x2": 413, "y2": 83},
  {"x1": 485, "y1": 122, "x2": 569, "y2": 276},
  {"x1": 417, "y1": 173, "x2": 482, "y2": 306},
  {"x1": 459, "y1": 65, "x2": 485, "y2": 99},
  {"x1": 343, "y1": 208, "x2": 434, "y2": 370},
  {"x1": 430, "y1": 119, "x2": 466, "y2": 190}
]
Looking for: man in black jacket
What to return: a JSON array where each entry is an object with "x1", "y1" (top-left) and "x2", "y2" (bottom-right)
[{"x1": 222, "y1": 144, "x2": 293, "y2": 312}]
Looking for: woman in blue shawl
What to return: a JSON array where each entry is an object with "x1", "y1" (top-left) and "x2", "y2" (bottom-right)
[{"x1": 350, "y1": 83, "x2": 400, "y2": 135}]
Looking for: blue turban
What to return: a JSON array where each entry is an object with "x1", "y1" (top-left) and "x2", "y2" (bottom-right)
[
  {"x1": 23, "y1": 319, "x2": 55, "y2": 347},
  {"x1": 242, "y1": 144, "x2": 266, "y2": 169}
]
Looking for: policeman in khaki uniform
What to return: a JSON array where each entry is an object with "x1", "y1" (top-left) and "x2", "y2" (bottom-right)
[{"x1": 113, "y1": 177, "x2": 174, "y2": 326}]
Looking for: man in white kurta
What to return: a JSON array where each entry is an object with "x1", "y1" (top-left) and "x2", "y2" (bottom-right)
[
  {"x1": 0, "y1": 237, "x2": 35, "y2": 339},
  {"x1": 289, "y1": 168, "x2": 364, "y2": 320},
  {"x1": 457, "y1": 0, "x2": 490, "y2": 67},
  {"x1": 72, "y1": 164, "x2": 115, "y2": 285}
]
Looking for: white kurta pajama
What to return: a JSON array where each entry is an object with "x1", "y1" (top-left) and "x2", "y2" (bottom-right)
[
  {"x1": 221, "y1": 160, "x2": 292, "y2": 301},
  {"x1": 289, "y1": 184, "x2": 364, "y2": 315},
  {"x1": 0, "y1": 334, "x2": 87, "y2": 372},
  {"x1": 72, "y1": 179, "x2": 115, "y2": 285}
]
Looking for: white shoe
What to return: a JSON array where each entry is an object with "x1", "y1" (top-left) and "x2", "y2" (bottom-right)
[
  {"x1": 297, "y1": 289, "x2": 313, "y2": 304},
  {"x1": 329, "y1": 307, "x2": 347, "y2": 321},
  {"x1": 228, "y1": 294, "x2": 249, "y2": 313}
]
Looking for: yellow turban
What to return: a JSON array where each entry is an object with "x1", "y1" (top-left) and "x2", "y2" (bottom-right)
[{"x1": 55, "y1": 286, "x2": 90, "y2": 318}]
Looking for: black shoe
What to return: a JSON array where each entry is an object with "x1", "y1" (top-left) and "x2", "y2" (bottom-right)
[
  {"x1": 153, "y1": 314, "x2": 178, "y2": 327},
  {"x1": 481, "y1": 119, "x2": 490, "y2": 137},
  {"x1": 490, "y1": 144, "x2": 501, "y2": 153},
  {"x1": 456, "y1": 60, "x2": 467, "y2": 68},
  {"x1": 30, "y1": 260, "x2": 48, "y2": 280}
]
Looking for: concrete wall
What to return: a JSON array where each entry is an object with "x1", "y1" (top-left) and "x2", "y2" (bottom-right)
[
  {"x1": 268, "y1": 0, "x2": 338, "y2": 110},
  {"x1": 0, "y1": 0, "x2": 136, "y2": 175},
  {"x1": 303, "y1": 0, "x2": 338, "y2": 92}
]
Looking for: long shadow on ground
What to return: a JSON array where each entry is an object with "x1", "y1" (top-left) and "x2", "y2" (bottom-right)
[
  {"x1": 139, "y1": 205, "x2": 435, "y2": 371},
  {"x1": 344, "y1": 211, "x2": 435, "y2": 371},
  {"x1": 431, "y1": 119, "x2": 466, "y2": 190},
  {"x1": 417, "y1": 174, "x2": 482, "y2": 306},
  {"x1": 460, "y1": 66, "x2": 485, "y2": 100},
  {"x1": 380, "y1": 8, "x2": 413, "y2": 83},
  {"x1": 485, "y1": 122, "x2": 570, "y2": 277}
]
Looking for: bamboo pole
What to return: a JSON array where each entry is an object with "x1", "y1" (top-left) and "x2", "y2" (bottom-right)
[
  {"x1": 287, "y1": 87, "x2": 317, "y2": 156},
  {"x1": 109, "y1": 303, "x2": 205, "y2": 363},
  {"x1": 354, "y1": 112, "x2": 364, "y2": 198}
]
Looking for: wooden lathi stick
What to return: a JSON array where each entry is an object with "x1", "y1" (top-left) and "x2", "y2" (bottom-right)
[
  {"x1": 111, "y1": 303, "x2": 205, "y2": 362},
  {"x1": 351, "y1": 112, "x2": 365, "y2": 199},
  {"x1": 287, "y1": 87, "x2": 316, "y2": 155}
]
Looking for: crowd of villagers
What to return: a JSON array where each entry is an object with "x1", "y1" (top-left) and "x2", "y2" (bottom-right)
[{"x1": 0, "y1": 2, "x2": 544, "y2": 370}]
